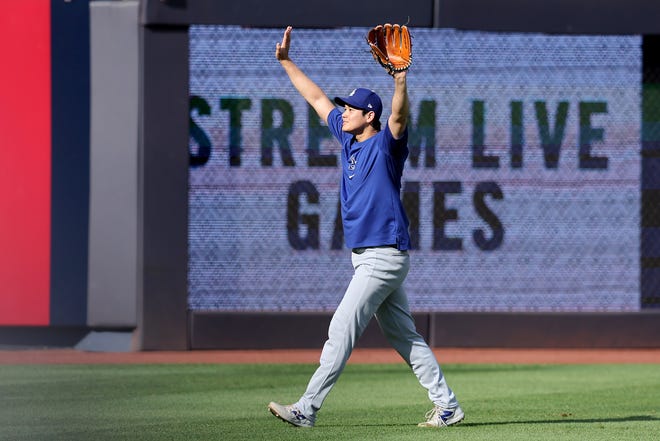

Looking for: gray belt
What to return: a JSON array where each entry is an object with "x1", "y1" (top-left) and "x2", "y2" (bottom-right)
[{"x1": 352, "y1": 244, "x2": 398, "y2": 254}]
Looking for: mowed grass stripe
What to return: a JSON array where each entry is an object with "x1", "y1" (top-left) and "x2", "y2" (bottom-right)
[{"x1": 0, "y1": 363, "x2": 658, "y2": 440}]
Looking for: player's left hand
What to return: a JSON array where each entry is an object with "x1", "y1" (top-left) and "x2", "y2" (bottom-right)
[{"x1": 366, "y1": 23, "x2": 413, "y2": 76}]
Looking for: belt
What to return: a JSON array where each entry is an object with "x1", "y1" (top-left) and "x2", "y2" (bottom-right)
[{"x1": 352, "y1": 244, "x2": 398, "y2": 254}]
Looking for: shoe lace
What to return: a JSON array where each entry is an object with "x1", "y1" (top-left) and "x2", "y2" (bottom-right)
[
  {"x1": 424, "y1": 407, "x2": 438, "y2": 422},
  {"x1": 425, "y1": 406, "x2": 453, "y2": 426}
]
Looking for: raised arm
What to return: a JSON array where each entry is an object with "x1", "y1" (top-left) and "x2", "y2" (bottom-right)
[
  {"x1": 276, "y1": 26, "x2": 335, "y2": 124},
  {"x1": 388, "y1": 70, "x2": 409, "y2": 139}
]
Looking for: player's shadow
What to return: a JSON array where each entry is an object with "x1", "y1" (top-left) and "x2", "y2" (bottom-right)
[
  {"x1": 333, "y1": 414, "x2": 658, "y2": 428},
  {"x1": 458, "y1": 414, "x2": 659, "y2": 427}
]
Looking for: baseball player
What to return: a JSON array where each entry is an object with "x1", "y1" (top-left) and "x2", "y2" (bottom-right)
[{"x1": 268, "y1": 25, "x2": 463, "y2": 429}]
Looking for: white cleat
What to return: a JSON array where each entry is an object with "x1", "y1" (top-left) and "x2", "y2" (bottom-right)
[
  {"x1": 268, "y1": 401, "x2": 315, "y2": 428},
  {"x1": 418, "y1": 405, "x2": 465, "y2": 427}
]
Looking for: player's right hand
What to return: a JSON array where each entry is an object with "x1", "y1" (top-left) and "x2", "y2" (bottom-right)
[{"x1": 276, "y1": 26, "x2": 292, "y2": 61}]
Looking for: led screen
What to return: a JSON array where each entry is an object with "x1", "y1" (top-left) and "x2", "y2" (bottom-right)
[{"x1": 189, "y1": 26, "x2": 641, "y2": 312}]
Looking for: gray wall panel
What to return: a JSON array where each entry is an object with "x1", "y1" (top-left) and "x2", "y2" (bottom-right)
[
  {"x1": 436, "y1": 0, "x2": 660, "y2": 34},
  {"x1": 190, "y1": 312, "x2": 660, "y2": 349},
  {"x1": 88, "y1": 1, "x2": 139, "y2": 327},
  {"x1": 140, "y1": 0, "x2": 660, "y2": 33},
  {"x1": 141, "y1": 0, "x2": 434, "y2": 27},
  {"x1": 136, "y1": 24, "x2": 189, "y2": 350}
]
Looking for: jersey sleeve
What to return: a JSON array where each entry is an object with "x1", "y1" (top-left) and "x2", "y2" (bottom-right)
[
  {"x1": 382, "y1": 121, "x2": 409, "y2": 158},
  {"x1": 326, "y1": 108, "x2": 344, "y2": 142}
]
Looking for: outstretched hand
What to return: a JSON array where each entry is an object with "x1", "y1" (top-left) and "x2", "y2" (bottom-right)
[{"x1": 276, "y1": 26, "x2": 292, "y2": 61}]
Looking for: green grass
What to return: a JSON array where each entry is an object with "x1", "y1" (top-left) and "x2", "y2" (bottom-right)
[{"x1": 0, "y1": 363, "x2": 658, "y2": 440}]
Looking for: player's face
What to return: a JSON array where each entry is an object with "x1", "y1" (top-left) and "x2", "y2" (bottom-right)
[{"x1": 341, "y1": 105, "x2": 372, "y2": 134}]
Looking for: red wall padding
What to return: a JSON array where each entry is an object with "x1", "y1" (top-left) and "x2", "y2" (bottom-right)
[{"x1": 0, "y1": 1, "x2": 51, "y2": 325}]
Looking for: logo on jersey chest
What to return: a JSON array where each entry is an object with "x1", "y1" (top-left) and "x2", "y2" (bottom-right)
[
  {"x1": 348, "y1": 154, "x2": 357, "y2": 171},
  {"x1": 348, "y1": 154, "x2": 357, "y2": 179}
]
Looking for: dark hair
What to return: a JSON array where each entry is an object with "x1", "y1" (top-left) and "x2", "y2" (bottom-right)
[{"x1": 362, "y1": 109, "x2": 381, "y2": 131}]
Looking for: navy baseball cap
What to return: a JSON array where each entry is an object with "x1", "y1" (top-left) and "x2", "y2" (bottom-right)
[{"x1": 334, "y1": 88, "x2": 383, "y2": 121}]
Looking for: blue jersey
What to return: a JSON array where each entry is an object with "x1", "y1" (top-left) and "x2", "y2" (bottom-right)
[{"x1": 327, "y1": 108, "x2": 411, "y2": 250}]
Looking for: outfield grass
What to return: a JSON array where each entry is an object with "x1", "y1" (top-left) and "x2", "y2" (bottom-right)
[{"x1": 0, "y1": 362, "x2": 658, "y2": 440}]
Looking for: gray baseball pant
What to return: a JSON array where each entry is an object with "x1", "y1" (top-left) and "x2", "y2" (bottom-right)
[{"x1": 294, "y1": 246, "x2": 458, "y2": 421}]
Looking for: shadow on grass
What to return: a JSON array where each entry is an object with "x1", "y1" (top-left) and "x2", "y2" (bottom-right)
[
  {"x1": 324, "y1": 415, "x2": 658, "y2": 428},
  {"x1": 460, "y1": 414, "x2": 659, "y2": 427}
]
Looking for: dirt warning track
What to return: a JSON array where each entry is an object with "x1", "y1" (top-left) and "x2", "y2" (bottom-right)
[{"x1": 1, "y1": 348, "x2": 659, "y2": 365}]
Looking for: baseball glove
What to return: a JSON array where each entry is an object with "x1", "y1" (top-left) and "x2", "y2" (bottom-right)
[{"x1": 366, "y1": 23, "x2": 412, "y2": 75}]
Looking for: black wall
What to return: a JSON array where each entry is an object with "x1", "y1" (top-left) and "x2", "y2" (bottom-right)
[{"x1": 137, "y1": 0, "x2": 660, "y2": 349}]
